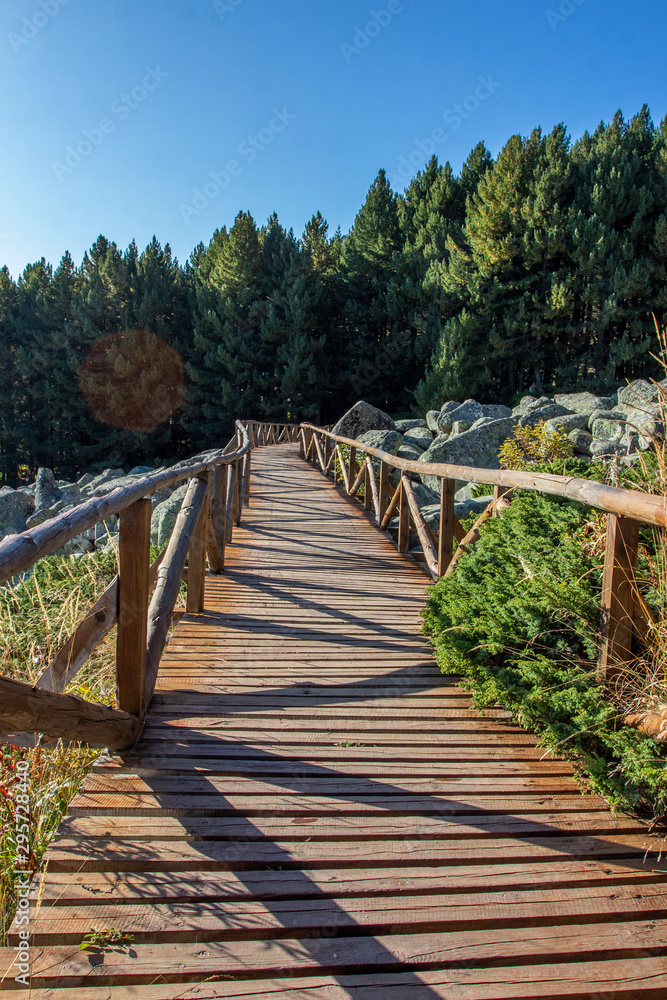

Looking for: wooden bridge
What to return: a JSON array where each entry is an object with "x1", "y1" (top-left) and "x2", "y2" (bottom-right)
[{"x1": 2, "y1": 428, "x2": 667, "y2": 997}]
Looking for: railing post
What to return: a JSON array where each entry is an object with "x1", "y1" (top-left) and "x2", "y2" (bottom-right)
[
  {"x1": 225, "y1": 462, "x2": 236, "y2": 543},
  {"x1": 208, "y1": 465, "x2": 227, "y2": 573},
  {"x1": 243, "y1": 450, "x2": 252, "y2": 506},
  {"x1": 398, "y1": 477, "x2": 410, "y2": 552},
  {"x1": 493, "y1": 485, "x2": 510, "y2": 516},
  {"x1": 438, "y1": 478, "x2": 456, "y2": 578},
  {"x1": 116, "y1": 498, "x2": 151, "y2": 718},
  {"x1": 379, "y1": 461, "x2": 390, "y2": 523},
  {"x1": 233, "y1": 459, "x2": 243, "y2": 526},
  {"x1": 363, "y1": 459, "x2": 372, "y2": 511},
  {"x1": 348, "y1": 447, "x2": 358, "y2": 494},
  {"x1": 599, "y1": 513, "x2": 640, "y2": 680},
  {"x1": 187, "y1": 474, "x2": 210, "y2": 615}
]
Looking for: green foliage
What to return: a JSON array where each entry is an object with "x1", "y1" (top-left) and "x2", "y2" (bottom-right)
[
  {"x1": 79, "y1": 927, "x2": 134, "y2": 952},
  {"x1": 422, "y1": 493, "x2": 667, "y2": 817},
  {"x1": 499, "y1": 422, "x2": 574, "y2": 469}
]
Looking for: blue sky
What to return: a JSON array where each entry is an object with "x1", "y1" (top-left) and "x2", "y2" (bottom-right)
[{"x1": 1, "y1": 0, "x2": 665, "y2": 278}]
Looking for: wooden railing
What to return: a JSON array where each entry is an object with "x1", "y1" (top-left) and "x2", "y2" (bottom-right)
[
  {"x1": 299, "y1": 423, "x2": 667, "y2": 681},
  {"x1": 0, "y1": 421, "x2": 299, "y2": 750}
]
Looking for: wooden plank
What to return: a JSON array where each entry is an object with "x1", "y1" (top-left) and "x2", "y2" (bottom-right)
[
  {"x1": 599, "y1": 512, "x2": 640, "y2": 678},
  {"x1": 13, "y1": 920, "x2": 667, "y2": 986}
]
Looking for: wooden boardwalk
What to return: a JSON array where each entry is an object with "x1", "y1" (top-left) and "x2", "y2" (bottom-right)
[{"x1": 3, "y1": 444, "x2": 667, "y2": 998}]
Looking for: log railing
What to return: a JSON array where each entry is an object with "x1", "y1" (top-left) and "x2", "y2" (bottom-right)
[
  {"x1": 0, "y1": 420, "x2": 299, "y2": 750},
  {"x1": 299, "y1": 423, "x2": 667, "y2": 681}
]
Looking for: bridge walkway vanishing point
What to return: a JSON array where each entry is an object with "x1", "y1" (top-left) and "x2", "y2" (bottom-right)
[{"x1": 2, "y1": 443, "x2": 667, "y2": 999}]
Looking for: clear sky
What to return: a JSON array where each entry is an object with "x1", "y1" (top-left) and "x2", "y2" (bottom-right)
[{"x1": 1, "y1": 0, "x2": 665, "y2": 278}]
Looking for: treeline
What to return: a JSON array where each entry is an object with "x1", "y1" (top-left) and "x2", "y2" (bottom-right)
[{"x1": 1, "y1": 105, "x2": 665, "y2": 482}]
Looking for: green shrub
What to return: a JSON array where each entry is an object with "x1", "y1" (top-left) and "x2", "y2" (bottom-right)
[{"x1": 422, "y1": 492, "x2": 667, "y2": 819}]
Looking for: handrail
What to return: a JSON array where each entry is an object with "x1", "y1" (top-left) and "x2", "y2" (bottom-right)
[
  {"x1": 300, "y1": 424, "x2": 667, "y2": 528},
  {"x1": 299, "y1": 422, "x2": 665, "y2": 682}
]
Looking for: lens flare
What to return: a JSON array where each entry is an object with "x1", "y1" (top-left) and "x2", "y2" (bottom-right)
[{"x1": 80, "y1": 329, "x2": 185, "y2": 433}]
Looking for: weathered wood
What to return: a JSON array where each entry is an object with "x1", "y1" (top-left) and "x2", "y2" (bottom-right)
[
  {"x1": 312, "y1": 432, "x2": 326, "y2": 471},
  {"x1": 335, "y1": 445, "x2": 350, "y2": 492},
  {"x1": 438, "y1": 477, "x2": 456, "y2": 577},
  {"x1": 242, "y1": 450, "x2": 251, "y2": 507},
  {"x1": 380, "y1": 480, "x2": 402, "y2": 530},
  {"x1": 186, "y1": 473, "x2": 209, "y2": 616},
  {"x1": 0, "y1": 422, "x2": 252, "y2": 586},
  {"x1": 445, "y1": 496, "x2": 510, "y2": 579},
  {"x1": 301, "y1": 423, "x2": 667, "y2": 528},
  {"x1": 379, "y1": 460, "x2": 391, "y2": 523},
  {"x1": 207, "y1": 465, "x2": 227, "y2": 573},
  {"x1": 0, "y1": 676, "x2": 141, "y2": 748},
  {"x1": 348, "y1": 445, "x2": 358, "y2": 494},
  {"x1": 144, "y1": 477, "x2": 209, "y2": 707},
  {"x1": 349, "y1": 462, "x2": 366, "y2": 497},
  {"x1": 116, "y1": 499, "x2": 152, "y2": 717},
  {"x1": 402, "y1": 475, "x2": 439, "y2": 580},
  {"x1": 599, "y1": 513, "x2": 640, "y2": 679},
  {"x1": 232, "y1": 459, "x2": 243, "y2": 527},
  {"x1": 224, "y1": 462, "x2": 236, "y2": 544},
  {"x1": 398, "y1": 478, "x2": 410, "y2": 552},
  {"x1": 366, "y1": 457, "x2": 381, "y2": 521}
]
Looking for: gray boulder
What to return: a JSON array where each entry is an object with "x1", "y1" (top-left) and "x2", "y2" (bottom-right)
[
  {"x1": 569, "y1": 429, "x2": 593, "y2": 456},
  {"x1": 34, "y1": 468, "x2": 62, "y2": 512},
  {"x1": 450, "y1": 420, "x2": 472, "y2": 437},
  {"x1": 0, "y1": 489, "x2": 34, "y2": 535},
  {"x1": 469, "y1": 416, "x2": 496, "y2": 431},
  {"x1": 590, "y1": 439, "x2": 623, "y2": 458},
  {"x1": 128, "y1": 465, "x2": 154, "y2": 476},
  {"x1": 440, "y1": 399, "x2": 484, "y2": 429},
  {"x1": 151, "y1": 483, "x2": 189, "y2": 547},
  {"x1": 543, "y1": 413, "x2": 590, "y2": 435},
  {"x1": 411, "y1": 482, "x2": 440, "y2": 509},
  {"x1": 439, "y1": 400, "x2": 461, "y2": 416},
  {"x1": 617, "y1": 379, "x2": 660, "y2": 407},
  {"x1": 518, "y1": 404, "x2": 572, "y2": 428},
  {"x1": 77, "y1": 472, "x2": 94, "y2": 487},
  {"x1": 82, "y1": 468, "x2": 125, "y2": 493},
  {"x1": 418, "y1": 417, "x2": 515, "y2": 493},
  {"x1": 554, "y1": 392, "x2": 615, "y2": 414},
  {"x1": 590, "y1": 414, "x2": 627, "y2": 442},
  {"x1": 426, "y1": 410, "x2": 444, "y2": 433},
  {"x1": 512, "y1": 395, "x2": 553, "y2": 418},
  {"x1": 397, "y1": 442, "x2": 425, "y2": 463},
  {"x1": 394, "y1": 419, "x2": 428, "y2": 432},
  {"x1": 402, "y1": 427, "x2": 434, "y2": 452},
  {"x1": 456, "y1": 495, "x2": 495, "y2": 521},
  {"x1": 25, "y1": 491, "x2": 89, "y2": 529},
  {"x1": 618, "y1": 402, "x2": 663, "y2": 448},
  {"x1": 356, "y1": 430, "x2": 403, "y2": 455},
  {"x1": 332, "y1": 401, "x2": 395, "y2": 439}
]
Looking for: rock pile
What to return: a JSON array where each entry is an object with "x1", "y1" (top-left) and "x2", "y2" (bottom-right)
[{"x1": 331, "y1": 379, "x2": 666, "y2": 527}]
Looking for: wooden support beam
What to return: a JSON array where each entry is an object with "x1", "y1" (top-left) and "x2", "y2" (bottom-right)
[
  {"x1": 363, "y1": 459, "x2": 373, "y2": 511},
  {"x1": 379, "y1": 461, "x2": 391, "y2": 524},
  {"x1": 208, "y1": 465, "x2": 227, "y2": 573},
  {"x1": 312, "y1": 433, "x2": 326, "y2": 471},
  {"x1": 232, "y1": 459, "x2": 243, "y2": 527},
  {"x1": 186, "y1": 473, "x2": 210, "y2": 616},
  {"x1": 380, "y1": 480, "x2": 402, "y2": 530},
  {"x1": 438, "y1": 477, "x2": 456, "y2": 578},
  {"x1": 225, "y1": 463, "x2": 236, "y2": 544},
  {"x1": 348, "y1": 447, "x2": 358, "y2": 494},
  {"x1": 335, "y1": 445, "x2": 350, "y2": 492},
  {"x1": 493, "y1": 484, "x2": 511, "y2": 515},
  {"x1": 402, "y1": 475, "x2": 439, "y2": 580},
  {"x1": 398, "y1": 478, "x2": 410, "y2": 553},
  {"x1": 242, "y1": 451, "x2": 251, "y2": 507},
  {"x1": 116, "y1": 498, "x2": 151, "y2": 718},
  {"x1": 366, "y1": 458, "x2": 381, "y2": 521},
  {"x1": 0, "y1": 676, "x2": 141, "y2": 749},
  {"x1": 349, "y1": 462, "x2": 366, "y2": 497},
  {"x1": 599, "y1": 513, "x2": 640, "y2": 680}
]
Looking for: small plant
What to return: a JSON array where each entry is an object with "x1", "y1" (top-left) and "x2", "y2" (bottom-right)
[
  {"x1": 334, "y1": 740, "x2": 366, "y2": 747},
  {"x1": 499, "y1": 422, "x2": 574, "y2": 470},
  {"x1": 79, "y1": 927, "x2": 134, "y2": 951}
]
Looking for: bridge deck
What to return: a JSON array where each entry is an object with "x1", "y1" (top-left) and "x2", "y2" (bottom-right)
[{"x1": 2, "y1": 444, "x2": 667, "y2": 998}]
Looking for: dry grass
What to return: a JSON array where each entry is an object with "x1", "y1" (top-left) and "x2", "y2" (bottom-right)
[{"x1": 0, "y1": 545, "x2": 119, "y2": 943}]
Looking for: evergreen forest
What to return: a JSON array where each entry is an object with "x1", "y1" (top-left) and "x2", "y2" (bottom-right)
[{"x1": 2, "y1": 105, "x2": 666, "y2": 483}]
